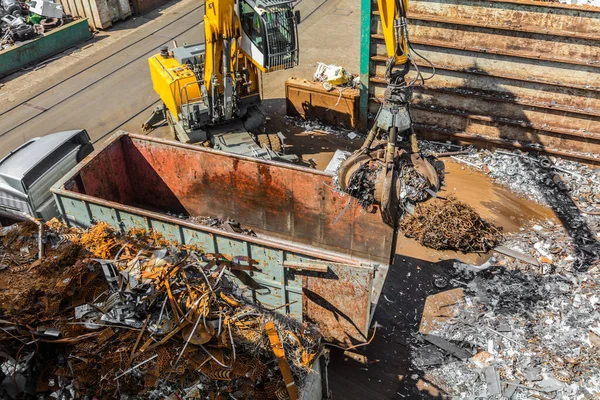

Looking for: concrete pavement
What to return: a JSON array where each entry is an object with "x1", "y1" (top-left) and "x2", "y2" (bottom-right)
[
  {"x1": 0, "y1": 0, "x2": 205, "y2": 157},
  {"x1": 0, "y1": 0, "x2": 361, "y2": 159}
]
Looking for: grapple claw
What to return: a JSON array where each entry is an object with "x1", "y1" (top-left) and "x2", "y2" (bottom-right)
[{"x1": 337, "y1": 146, "x2": 443, "y2": 226}]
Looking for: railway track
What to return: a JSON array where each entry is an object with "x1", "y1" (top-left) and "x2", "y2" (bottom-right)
[
  {"x1": 0, "y1": 6, "x2": 205, "y2": 147},
  {"x1": 0, "y1": 3, "x2": 205, "y2": 120}
]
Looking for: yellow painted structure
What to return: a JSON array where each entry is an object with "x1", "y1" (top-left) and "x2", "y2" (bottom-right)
[
  {"x1": 378, "y1": 0, "x2": 409, "y2": 66},
  {"x1": 148, "y1": 54, "x2": 202, "y2": 122},
  {"x1": 205, "y1": 0, "x2": 246, "y2": 95}
]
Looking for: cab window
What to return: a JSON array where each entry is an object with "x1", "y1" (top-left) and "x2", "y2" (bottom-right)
[{"x1": 240, "y1": 1, "x2": 263, "y2": 48}]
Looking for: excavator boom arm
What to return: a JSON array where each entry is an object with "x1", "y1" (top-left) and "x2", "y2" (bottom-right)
[
  {"x1": 336, "y1": 0, "x2": 442, "y2": 227},
  {"x1": 378, "y1": 0, "x2": 410, "y2": 67}
]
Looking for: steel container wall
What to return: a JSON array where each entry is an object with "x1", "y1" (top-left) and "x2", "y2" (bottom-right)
[
  {"x1": 366, "y1": 0, "x2": 600, "y2": 162},
  {"x1": 51, "y1": 132, "x2": 394, "y2": 345},
  {"x1": 286, "y1": 77, "x2": 362, "y2": 130},
  {"x1": 56, "y1": 0, "x2": 131, "y2": 30},
  {"x1": 0, "y1": 19, "x2": 92, "y2": 77}
]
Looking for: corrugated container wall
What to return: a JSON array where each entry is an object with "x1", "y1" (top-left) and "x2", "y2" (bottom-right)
[
  {"x1": 365, "y1": 0, "x2": 600, "y2": 162},
  {"x1": 56, "y1": 0, "x2": 131, "y2": 30}
]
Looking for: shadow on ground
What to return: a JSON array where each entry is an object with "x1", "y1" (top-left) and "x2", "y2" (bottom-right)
[
  {"x1": 328, "y1": 253, "x2": 460, "y2": 399},
  {"x1": 261, "y1": 98, "x2": 362, "y2": 167}
]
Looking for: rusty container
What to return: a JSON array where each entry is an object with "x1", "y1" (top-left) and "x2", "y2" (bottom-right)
[
  {"x1": 51, "y1": 132, "x2": 394, "y2": 346},
  {"x1": 286, "y1": 77, "x2": 361, "y2": 130}
]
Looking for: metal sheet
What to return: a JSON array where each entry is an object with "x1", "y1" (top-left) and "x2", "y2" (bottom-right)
[
  {"x1": 303, "y1": 262, "x2": 373, "y2": 345},
  {"x1": 366, "y1": 0, "x2": 600, "y2": 162},
  {"x1": 408, "y1": 0, "x2": 600, "y2": 38}
]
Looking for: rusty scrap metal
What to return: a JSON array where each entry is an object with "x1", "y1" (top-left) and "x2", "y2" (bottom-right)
[
  {"x1": 266, "y1": 320, "x2": 299, "y2": 400},
  {"x1": 400, "y1": 197, "x2": 503, "y2": 252},
  {"x1": 0, "y1": 221, "x2": 323, "y2": 399}
]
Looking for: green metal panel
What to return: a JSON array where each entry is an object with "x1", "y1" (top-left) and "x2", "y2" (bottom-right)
[
  {"x1": 55, "y1": 196, "x2": 91, "y2": 228},
  {"x1": 118, "y1": 211, "x2": 148, "y2": 231},
  {"x1": 55, "y1": 193, "x2": 347, "y2": 327},
  {"x1": 359, "y1": 0, "x2": 373, "y2": 131},
  {"x1": 147, "y1": 218, "x2": 182, "y2": 242},
  {"x1": 181, "y1": 227, "x2": 217, "y2": 253},
  {"x1": 0, "y1": 19, "x2": 91, "y2": 78},
  {"x1": 89, "y1": 203, "x2": 119, "y2": 225}
]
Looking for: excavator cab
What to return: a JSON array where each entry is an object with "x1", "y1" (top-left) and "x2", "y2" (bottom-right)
[{"x1": 237, "y1": 0, "x2": 300, "y2": 71}]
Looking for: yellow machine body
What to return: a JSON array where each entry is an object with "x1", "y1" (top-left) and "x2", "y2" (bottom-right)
[
  {"x1": 204, "y1": 0, "x2": 245, "y2": 95},
  {"x1": 378, "y1": 0, "x2": 409, "y2": 66},
  {"x1": 148, "y1": 54, "x2": 202, "y2": 123},
  {"x1": 144, "y1": 0, "x2": 299, "y2": 142}
]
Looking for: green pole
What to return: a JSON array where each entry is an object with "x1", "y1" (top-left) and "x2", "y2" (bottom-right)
[{"x1": 359, "y1": 0, "x2": 372, "y2": 132}]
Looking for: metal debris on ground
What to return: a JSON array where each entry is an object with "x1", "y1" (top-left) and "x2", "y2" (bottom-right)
[
  {"x1": 283, "y1": 116, "x2": 365, "y2": 142},
  {"x1": 411, "y1": 219, "x2": 600, "y2": 399},
  {"x1": 0, "y1": 221, "x2": 322, "y2": 399},
  {"x1": 422, "y1": 141, "x2": 600, "y2": 267},
  {"x1": 0, "y1": 0, "x2": 71, "y2": 50},
  {"x1": 400, "y1": 197, "x2": 503, "y2": 253},
  {"x1": 423, "y1": 142, "x2": 600, "y2": 214}
]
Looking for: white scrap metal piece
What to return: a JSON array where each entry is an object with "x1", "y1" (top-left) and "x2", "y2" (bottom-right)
[
  {"x1": 324, "y1": 149, "x2": 351, "y2": 175},
  {"x1": 347, "y1": 132, "x2": 359, "y2": 140},
  {"x1": 485, "y1": 366, "x2": 502, "y2": 396},
  {"x1": 28, "y1": 0, "x2": 64, "y2": 18},
  {"x1": 1, "y1": 15, "x2": 25, "y2": 26},
  {"x1": 313, "y1": 62, "x2": 351, "y2": 87}
]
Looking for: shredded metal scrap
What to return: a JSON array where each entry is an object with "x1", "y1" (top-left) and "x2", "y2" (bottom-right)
[
  {"x1": 0, "y1": 222, "x2": 322, "y2": 399},
  {"x1": 400, "y1": 197, "x2": 503, "y2": 253},
  {"x1": 412, "y1": 219, "x2": 600, "y2": 399}
]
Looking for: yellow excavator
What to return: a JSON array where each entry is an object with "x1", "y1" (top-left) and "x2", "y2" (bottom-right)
[
  {"x1": 336, "y1": 0, "x2": 443, "y2": 226},
  {"x1": 143, "y1": 0, "x2": 300, "y2": 161}
]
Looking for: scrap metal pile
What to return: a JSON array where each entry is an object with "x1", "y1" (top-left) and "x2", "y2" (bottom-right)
[
  {"x1": 423, "y1": 142, "x2": 600, "y2": 265},
  {"x1": 167, "y1": 214, "x2": 256, "y2": 237},
  {"x1": 0, "y1": 221, "x2": 322, "y2": 399},
  {"x1": 423, "y1": 142, "x2": 600, "y2": 216},
  {"x1": 399, "y1": 197, "x2": 503, "y2": 253},
  {"x1": 1, "y1": 0, "x2": 70, "y2": 50},
  {"x1": 407, "y1": 142, "x2": 600, "y2": 398},
  {"x1": 342, "y1": 152, "x2": 444, "y2": 214},
  {"x1": 411, "y1": 215, "x2": 600, "y2": 398}
]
